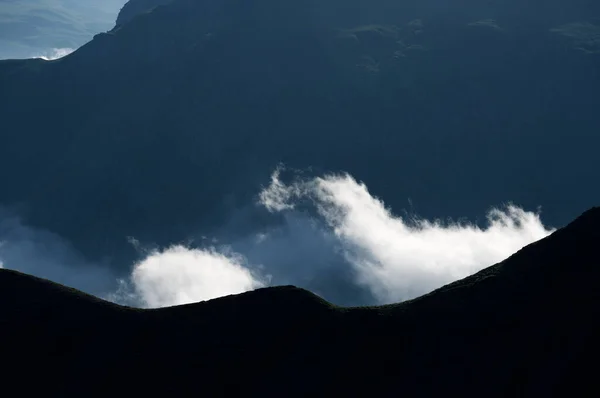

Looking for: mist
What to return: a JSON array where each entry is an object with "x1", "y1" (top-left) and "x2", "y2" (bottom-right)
[
  {"x1": 0, "y1": 208, "x2": 117, "y2": 297},
  {"x1": 256, "y1": 169, "x2": 554, "y2": 303},
  {"x1": 0, "y1": 169, "x2": 555, "y2": 308},
  {"x1": 34, "y1": 48, "x2": 75, "y2": 61}
]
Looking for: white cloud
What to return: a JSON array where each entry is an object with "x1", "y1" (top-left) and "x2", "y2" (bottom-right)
[
  {"x1": 128, "y1": 245, "x2": 265, "y2": 308},
  {"x1": 34, "y1": 48, "x2": 74, "y2": 61},
  {"x1": 0, "y1": 212, "x2": 265, "y2": 308},
  {"x1": 0, "y1": 169, "x2": 556, "y2": 308},
  {"x1": 258, "y1": 171, "x2": 554, "y2": 304},
  {"x1": 258, "y1": 168, "x2": 301, "y2": 212}
]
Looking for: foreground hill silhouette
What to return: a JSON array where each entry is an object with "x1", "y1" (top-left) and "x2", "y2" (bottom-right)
[
  {"x1": 0, "y1": 0, "x2": 599, "y2": 269},
  {"x1": 2, "y1": 207, "x2": 599, "y2": 396}
]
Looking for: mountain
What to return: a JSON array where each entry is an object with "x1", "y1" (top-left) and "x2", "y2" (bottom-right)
[
  {"x1": 1, "y1": 207, "x2": 599, "y2": 396},
  {"x1": 0, "y1": 0, "x2": 124, "y2": 59},
  {"x1": 115, "y1": 0, "x2": 172, "y2": 26},
  {"x1": 0, "y1": 0, "x2": 599, "y2": 270}
]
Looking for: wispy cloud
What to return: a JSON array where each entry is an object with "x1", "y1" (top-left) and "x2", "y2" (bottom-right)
[
  {"x1": 257, "y1": 169, "x2": 554, "y2": 303},
  {"x1": 34, "y1": 47, "x2": 75, "y2": 61}
]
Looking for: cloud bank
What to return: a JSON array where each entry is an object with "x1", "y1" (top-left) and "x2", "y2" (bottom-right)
[
  {"x1": 0, "y1": 169, "x2": 555, "y2": 308},
  {"x1": 257, "y1": 170, "x2": 553, "y2": 303}
]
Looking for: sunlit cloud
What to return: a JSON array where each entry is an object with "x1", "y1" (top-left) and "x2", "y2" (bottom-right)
[
  {"x1": 258, "y1": 169, "x2": 554, "y2": 303},
  {"x1": 127, "y1": 245, "x2": 265, "y2": 308},
  {"x1": 0, "y1": 168, "x2": 554, "y2": 307}
]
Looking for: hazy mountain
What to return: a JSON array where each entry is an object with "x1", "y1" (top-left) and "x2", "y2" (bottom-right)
[
  {"x1": 2, "y1": 207, "x2": 599, "y2": 396},
  {"x1": 0, "y1": 0, "x2": 599, "y2": 305},
  {"x1": 0, "y1": 0, "x2": 124, "y2": 59}
]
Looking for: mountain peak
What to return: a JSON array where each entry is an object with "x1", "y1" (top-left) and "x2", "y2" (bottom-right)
[
  {"x1": 115, "y1": 0, "x2": 174, "y2": 27},
  {"x1": 557, "y1": 206, "x2": 600, "y2": 234},
  {"x1": 157, "y1": 284, "x2": 336, "y2": 321}
]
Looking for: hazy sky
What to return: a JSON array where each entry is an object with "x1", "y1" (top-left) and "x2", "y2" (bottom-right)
[{"x1": 0, "y1": 0, "x2": 125, "y2": 59}]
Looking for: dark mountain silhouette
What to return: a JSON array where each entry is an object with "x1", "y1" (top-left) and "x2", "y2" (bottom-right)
[
  {"x1": 1, "y1": 207, "x2": 599, "y2": 396},
  {"x1": 115, "y1": 0, "x2": 173, "y2": 26},
  {"x1": 1, "y1": 0, "x2": 599, "y2": 270}
]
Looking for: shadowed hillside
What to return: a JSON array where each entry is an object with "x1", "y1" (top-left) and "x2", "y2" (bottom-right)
[
  {"x1": 1, "y1": 207, "x2": 599, "y2": 396},
  {"x1": 0, "y1": 0, "x2": 599, "y2": 271}
]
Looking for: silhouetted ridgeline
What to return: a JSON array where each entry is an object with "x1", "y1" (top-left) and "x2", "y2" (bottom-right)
[
  {"x1": 115, "y1": 0, "x2": 173, "y2": 26},
  {"x1": 1, "y1": 207, "x2": 598, "y2": 396}
]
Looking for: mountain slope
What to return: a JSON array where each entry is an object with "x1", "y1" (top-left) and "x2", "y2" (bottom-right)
[
  {"x1": 0, "y1": 0, "x2": 599, "y2": 269},
  {"x1": 1, "y1": 207, "x2": 599, "y2": 396}
]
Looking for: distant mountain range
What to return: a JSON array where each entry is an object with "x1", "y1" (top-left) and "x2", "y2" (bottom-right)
[
  {"x1": 1, "y1": 206, "x2": 598, "y2": 396},
  {"x1": 0, "y1": 0, "x2": 598, "y2": 291},
  {"x1": 0, "y1": 0, "x2": 125, "y2": 59}
]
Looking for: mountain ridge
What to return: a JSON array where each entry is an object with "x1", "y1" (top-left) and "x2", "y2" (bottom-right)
[
  {"x1": 1, "y1": 206, "x2": 598, "y2": 312},
  {"x1": 1, "y1": 207, "x2": 599, "y2": 396}
]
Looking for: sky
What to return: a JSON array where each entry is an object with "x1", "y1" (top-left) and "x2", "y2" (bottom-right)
[
  {"x1": 0, "y1": 0, "x2": 125, "y2": 59},
  {"x1": 0, "y1": 167, "x2": 554, "y2": 308}
]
